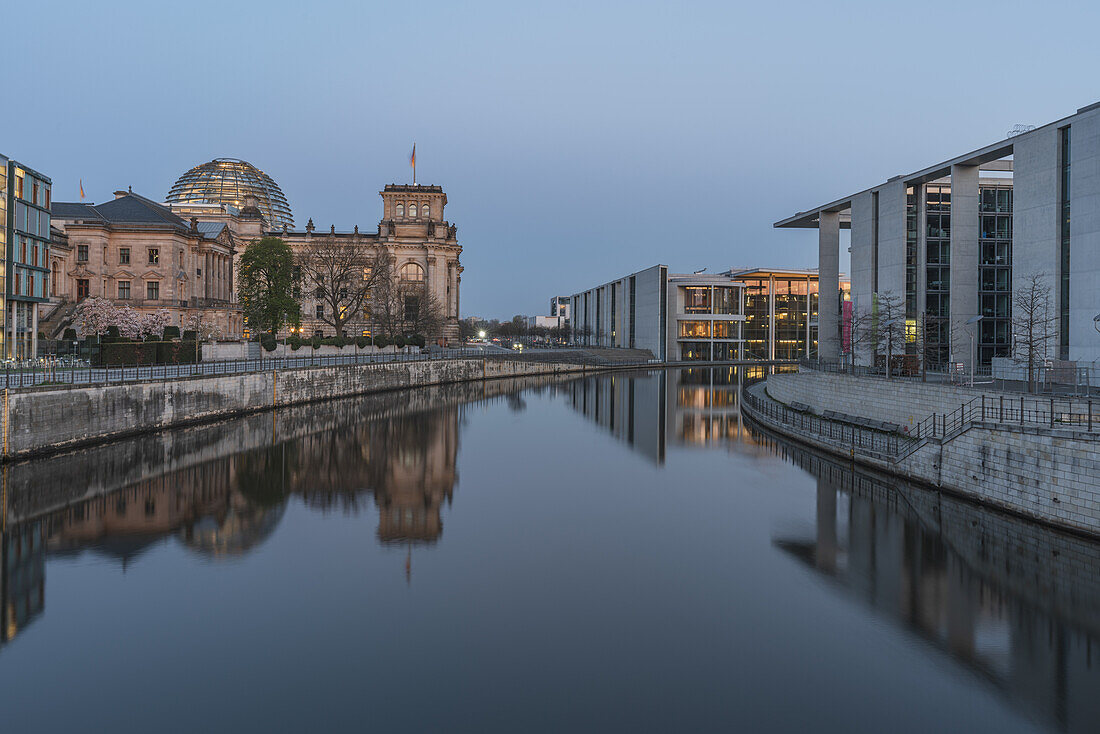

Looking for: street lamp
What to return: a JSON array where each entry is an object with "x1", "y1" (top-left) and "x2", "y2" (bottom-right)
[
  {"x1": 1093, "y1": 313, "x2": 1100, "y2": 336},
  {"x1": 966, "y1": 315, "x2": 983, "y2": 386}
]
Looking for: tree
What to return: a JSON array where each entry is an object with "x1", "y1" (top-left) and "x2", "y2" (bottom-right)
[
  {"x1": 238, "y1": 236, "x2": 300, "y2": 337},
  {"x1": 858, "y1": 291, "x2": 906, "y2": 378},
  {"x1": 371, "y1": 265, "x2": 443, "y2": 340},
  {"x1": 298, "y1": 234, "x2": 387, "y2": 338},
  {"x1": 1012, "y1": 272, "x2": 1057, "y2": 393}
]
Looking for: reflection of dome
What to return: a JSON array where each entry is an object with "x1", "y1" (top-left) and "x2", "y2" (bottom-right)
[
  {"x1": 179, "y1": 501, "x2": 286, "y2": 557},
  {"x1": 166, "y1": 158, "x2": 294, "y2": 229}
]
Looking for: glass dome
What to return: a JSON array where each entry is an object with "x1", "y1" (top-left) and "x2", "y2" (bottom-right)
[{"x1": 166, "y1": 158, "x2": 294, "y2": 229}]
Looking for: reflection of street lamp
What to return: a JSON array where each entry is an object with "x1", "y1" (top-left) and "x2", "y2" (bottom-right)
[{"x1": 966, "y1": 315, "x2": 983, "y2": 386}]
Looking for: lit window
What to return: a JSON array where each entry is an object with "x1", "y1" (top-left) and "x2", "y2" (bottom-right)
[
  {"x1": 148, "y1": 248, "x2": 159, "y2": 264},
  {"x1": 409, "y1": 203, "x2": 417, "y2": 218},
  {"x1": 396, "y1": 203, "x2": 404, "y2": 217},
  {"x1": 422, "y1": 203, "x2": 429, "y2": 218},
  {"x1": 400, "y1": 262, "x2": 424, "y2": 282}
]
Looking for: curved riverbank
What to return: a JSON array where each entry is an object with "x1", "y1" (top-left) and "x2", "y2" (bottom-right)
[{"x1": 740, "y1": 372, "x2": 1100, "y2": 539}]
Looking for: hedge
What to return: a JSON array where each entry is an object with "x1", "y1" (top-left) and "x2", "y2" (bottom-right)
[
  {"x1": 98, "y1": 339, "x2": 200, "y2": 365},
  {"x1": 163, "y1": 326, "x2": 181, "y2": 340}
]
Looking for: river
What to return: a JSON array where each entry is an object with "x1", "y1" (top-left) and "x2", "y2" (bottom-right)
[{"x1": 0, "y1": 368, "x2": 1095, "y2": 732}]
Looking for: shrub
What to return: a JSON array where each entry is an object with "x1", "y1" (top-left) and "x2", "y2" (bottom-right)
[
  {"x1": 260, "y1": 333, "x2": 277, "y2": 352},
  {"x1": 311, "y1": 335, "x2": 322, "y2": 350},
  {"x1": 107, "y1": 325, "x2": 121, "y2": 339},
  {"x1": 332, "y1": 336, "x2": 347, "y2": 348},
  {"x1": 290, "y1": 341, "x2": 302, "y2": 351},
  {"x1": 355, "y1": 336, "x2": 369, "y2": 349},
  {"x1": 144, "y1": 334, "x2": 161, "y2": 342},
  {"x1": 288, "y1": 335, "x2": 302, "y2": 350},
  {"x1": 63, "y1": 328, "x2": 78, "y2": 341},
  {"x1": 182, "y1": 330, "x2": 198, "y2": 342},
  {"x1": 408, "y1": 334, "x2": 426, "y2": 348},
  {"x1": 163, "y1": 326, "x2": 181, "y2": 340},
  {"x1": 373, "y1": 335, "x2": 390, "y2": 348},
  {"x1": 393, "y1": 335, "x2": 407, "y2": 348},
  {"x1": 156, "y1": 340, "x2": 199, "y2": 364}
]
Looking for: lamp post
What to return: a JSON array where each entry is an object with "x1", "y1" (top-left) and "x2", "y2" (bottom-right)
[{"x1": 966, "y1": 315, "x2": 983, "y2": 387}]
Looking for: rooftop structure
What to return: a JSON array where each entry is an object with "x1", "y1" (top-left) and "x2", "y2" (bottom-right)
[{"x1": 166, "y1": 158, "x2": 293, "y2": 230}]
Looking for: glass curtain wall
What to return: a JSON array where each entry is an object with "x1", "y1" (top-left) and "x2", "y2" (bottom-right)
[
  {"x1": 978, "y1": 185, "x2": 1012, "y2": 365},
  {"x1": 924, "y1": 184, "x2": 951, "y2": 368},
  {"x1": 905, "y1": 185, "x2": 919, "y2": 354},
  {"x1": 742, "y1": 279, "x2": 769, "y2": 359}
]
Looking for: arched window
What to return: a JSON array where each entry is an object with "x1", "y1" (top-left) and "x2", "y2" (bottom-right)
[
  {"x1": 396, "y1": 203, "x2": 404, "y2": 217},
  {"x1": 409, "y1": 203, "x2": 417, "y2": 218},
  {"x1": 400, "y1": 262, "x2": 425, "y2": 282},
  {"x1": 422, "y1": 203, "x2": 429, "y2": 218}
]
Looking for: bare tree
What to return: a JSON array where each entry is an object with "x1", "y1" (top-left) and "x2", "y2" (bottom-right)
[
  {"x1": 298, "y1": 235, "x2": 387, "y2": 338},
  {"x1": 868, "y1": 291, "x2": 907, "y2": 378},
  {"x1": 1012, "y1": 272, "x2": 1057, "y2": 393},
  {"x1": 371, "y1": 266, "x2": 443, "y2": 340}
]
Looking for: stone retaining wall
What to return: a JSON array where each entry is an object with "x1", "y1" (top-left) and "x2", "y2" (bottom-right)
[
  {"x1": 3, "y1": 358, "x2": 590, "y2": 458},
  {"x1": 747, "y1": 375, "x2": 1100, "y2": 537}
]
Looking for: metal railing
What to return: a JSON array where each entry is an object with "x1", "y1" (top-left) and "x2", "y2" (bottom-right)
[
  {"x1": 911, "y1": 393, "x2": 1100, "y2": 438},
  {"x1": 740, "y1": 380, "x2": 913, "y2": 457},
  {"x1": 0, "y1": 346, "x2": 663, "y2": 390}
]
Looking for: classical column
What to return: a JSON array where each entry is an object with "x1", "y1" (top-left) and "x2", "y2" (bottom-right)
[
  {"x1": 949, "y1": 163, "x2": 980, "y2": 369},
  {"x1": 818, "y1": 210, "x2": 841, "y2": 361}
]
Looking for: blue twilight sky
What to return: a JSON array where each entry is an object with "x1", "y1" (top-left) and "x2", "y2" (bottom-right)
[{"x1": 4, "y1": 0, "x2": 1100, "y2": 318}]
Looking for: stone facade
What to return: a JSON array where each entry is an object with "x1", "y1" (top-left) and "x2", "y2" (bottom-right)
[
  {"x1": 50, "y1": 191, "x2": 244, "y2": 338},
  {"x1": 279, "y1": 185, "x2": 462, "y2": 343}
]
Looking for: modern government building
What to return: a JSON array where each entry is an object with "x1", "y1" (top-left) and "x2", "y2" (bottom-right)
[
  {"x1": 777, "y1": 100, "x2": 1100, "y2": 370},
  {"x1": 568, "y1": 266, "x2": 848, "y2": 361}
]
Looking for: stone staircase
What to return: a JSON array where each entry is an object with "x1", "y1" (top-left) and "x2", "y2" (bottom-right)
[{"x1": 39, "y1": 300, "x2": 79, "y2": 339}]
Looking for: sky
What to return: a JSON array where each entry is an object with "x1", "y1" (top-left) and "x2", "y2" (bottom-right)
[{"x1": 5, "y1": 0, "x2": 1100, "y2": 319}]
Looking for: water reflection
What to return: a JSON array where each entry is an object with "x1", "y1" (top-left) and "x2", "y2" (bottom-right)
[
  {"x1": 0, "y1": 377, "x2": 531, "y2": 651},
  {"x1": 565, "y1": 366, "x2": 770, "y2": 463},
  {"x1": 754, "y1": 425, "x2": 1100, "y2": 733}
]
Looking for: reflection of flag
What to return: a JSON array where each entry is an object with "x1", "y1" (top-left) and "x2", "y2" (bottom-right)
[{"x1": 79, "y1": 179, "x2": 85, "y2": 199}]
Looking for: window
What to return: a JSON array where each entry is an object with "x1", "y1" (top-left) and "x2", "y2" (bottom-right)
[
  {"x1": 316, "y1": 304, "x2": 325, "y2": 318},
  {"x1": 363, "y1": 266, "x2": 373, "y2": 281},
  {"x1": 400, "y1": 262, "x2": 424, "y2": 282},
  {"x1": 404, "y1": 295, "x2": 420, "y2": 322},
  {"x1": 713, "y1": 287, "x2": 739, "y2": 314},
  {"x1": 683, "y1": 287, "x2": 711, "y2": 313},
  {"x1": 77, "y1": 278, "x2": 89, "y2": 300},
  {"x1": 713, "y1": 321, "x2": 736, "y2": 338},
  {"x1": 52, "y1": 263, "x2": 58, "y2": 294},
  {"x1": 14, "y1": 273, "x2": 20, "y2": 296},
  {"x1": 422, "y1": 204, "x2": 429, "y2": 218},
  {"x1": 409, "y1": 203, "x2": 417, "y2": 218},
  {"x1": 679, "y1": 320, "x2": 711, "y2": 338},
  {"x1": 148, "y1": 248, "x2": 159, "y2": 264},
  {"x1": 146, "y1": 281, "x2": 160, "y2": 300},
  {"x1": 314, "y1": 286, "x2": 324, "y2": 299},
  {"x1": 396, "y1": 203, "x2": 405, "y2": 217},
  {"x1": 118, "y1": 281, "x2": 131, "y2": 299},
  {"x1": 21, "y1": 240, "x2": 27, "y2": 263},
  {"x1": 32, "y1": 245, "x2": 38, "y2": 267},
  {"x1": 119, "y1": 247, "x2": 130, "y2": 264}
]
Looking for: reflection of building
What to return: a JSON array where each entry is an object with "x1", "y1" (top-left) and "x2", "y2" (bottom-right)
[
  {"x1": 1, "y1": 155, "x2": 53, "y2": 358},
  {"x1": 565, "y1": 367, "x2": 772, "y2": 463},
  {"x1": 767, "y1": 441, "x2": 1100, "y2": 733},
  {"x1": 1, "y1": 523, "x2": 45, "y2": 650},
  {"x1": 568, "y1": 265, "x2": 747, "y2": 361}
]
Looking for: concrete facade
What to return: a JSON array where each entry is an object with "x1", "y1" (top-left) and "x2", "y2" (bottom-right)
[
  {"x1": 778, "y1": 100, "x2": 1100, "y2": 371},
  {"x1": 568, "y1": 265, "x2": 747, "y2": 361}
]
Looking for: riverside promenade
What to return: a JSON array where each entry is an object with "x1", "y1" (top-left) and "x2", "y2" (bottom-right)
[{"x1": 741, "y1": 364, "x2": 1100, "y2": 537}]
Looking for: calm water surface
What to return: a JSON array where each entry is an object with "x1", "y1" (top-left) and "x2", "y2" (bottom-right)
[{"x1": 1, "y1": 369, "x2": 1097, "y2": 733}]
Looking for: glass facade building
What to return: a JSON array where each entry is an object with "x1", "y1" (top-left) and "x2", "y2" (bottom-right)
[
  {"x1": 167, "y1": 158, "x2": 293, "y2": 230},
  {"x1": 733, "y1": 269, "x2": 847, "y2": 362},
  {"x1": 978, "y1": 183, "x2": 1013, "y2": 365},
  {"x1": 2, "y1": 155, "x2": 51, "y2": 359}
]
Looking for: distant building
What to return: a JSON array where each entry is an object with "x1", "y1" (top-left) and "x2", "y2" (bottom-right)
[
  {"x1": 567, "y1": 265, "x2": 849, "y2": 361},
  {"x1": 550, "y1": 295, "x2": 571, "y2": 322},
  {"x1": 569, "y1": 266, "x2": 747, "y2": 361},
  {"x1": 1, "y1": 155, "x2": 52, "y2": 358}
]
